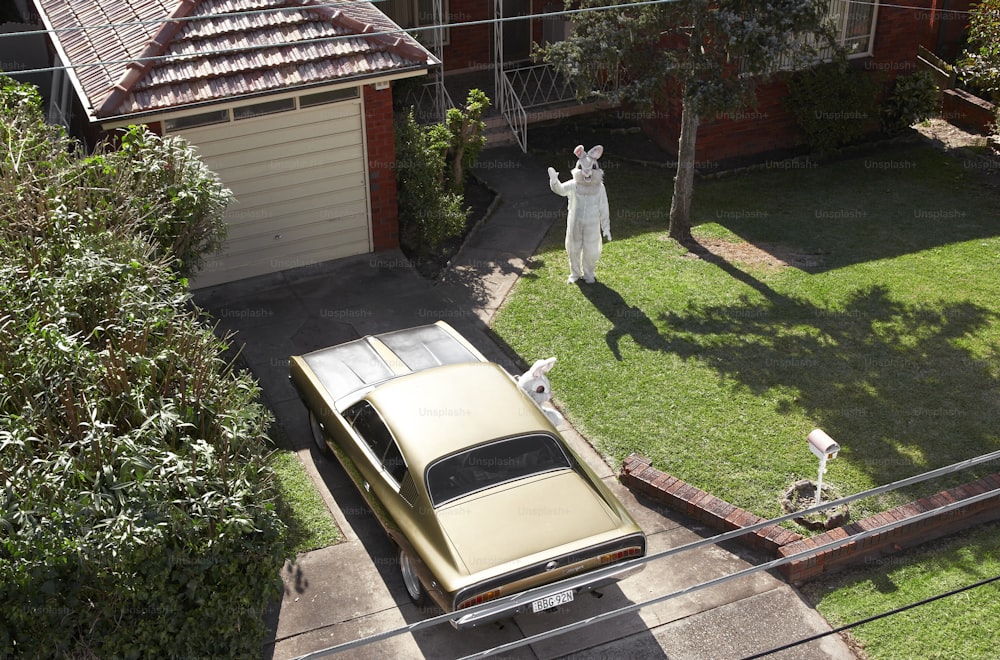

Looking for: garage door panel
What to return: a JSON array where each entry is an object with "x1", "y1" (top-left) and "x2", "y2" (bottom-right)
[
  {"x1": 226, "y1": 171, "x2": 366, "y2": 211},
  {"x1": 187, "y1": 103, "x2": 362, "y2": 146},
  {"x1": 218, "y1": 146, "x2": 365, "y2": 189},
  {"x1": 225, "y1": 212, "x2": 369, "y2": 252},
  {"x1": 201, "y1": 130, "x2": 363, "y2": 173},
  {"x1": 179, "y1": 98, "x2": 371, "y2": 288},
  {"x1": 224, "y1": 199, "x2": 369, "y2": 241},
  {"x1": 207, "y1": 227, "x2": 371, "y2": 282}
]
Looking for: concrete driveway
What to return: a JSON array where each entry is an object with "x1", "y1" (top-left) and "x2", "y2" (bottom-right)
[{"x1": 193, "y1": 145, "x2": 857, "y2": 660}]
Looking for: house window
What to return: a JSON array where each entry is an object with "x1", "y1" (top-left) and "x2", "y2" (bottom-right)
[
  {"x1": 386, "y1": 0, "x2": 450, "y2": 47},
  {"x1": 831, "y1": 0, "x2": 878, "y2": 57},
  {"x1": 770, "y1": 0, "x2": 879, "y2": 72},
  {"x1": 233, "y1": 97, "x2": 296, "y2": 120},
  {"x1": 164, "y1": 108, "x2": 230, "y2": 131},
  {"x1": 299, "y1": 87, "x2": 360, "y2": 108}
]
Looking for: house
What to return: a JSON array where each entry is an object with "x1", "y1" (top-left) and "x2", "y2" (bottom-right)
[
  {"x1": 638, "y1": 0, "x2": 978, "y2": 164},
  {"x1": 390, "y1": 1, "x2": 975, "y2": 161},
  {"x1": 31, "y1": 0, "x2": 439, "y2": 287}
]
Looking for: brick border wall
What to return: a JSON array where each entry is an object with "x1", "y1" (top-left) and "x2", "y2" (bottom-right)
[
  {"x1": 620, "y1": 453, "x2": 1000, "y2": 584},
  {"x1": 942, "y1": 89, "x2": 997, "y2": 135}
]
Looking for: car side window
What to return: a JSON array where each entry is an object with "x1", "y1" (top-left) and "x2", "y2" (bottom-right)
[{"x1": 344, "y1": 401, "x2": 408, "y2": 487}]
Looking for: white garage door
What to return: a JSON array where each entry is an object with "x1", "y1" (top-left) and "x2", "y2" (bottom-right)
[{"x1": 175, "y1": 95, "x2": 371, "y2": 287}]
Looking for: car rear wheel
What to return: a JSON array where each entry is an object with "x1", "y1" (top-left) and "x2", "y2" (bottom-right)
[
  {"x1": 399, "y1": 548, "x2": 428, "y2": 606},
  {"x1": 308, "y1": 412, "x2": 332, "y2": 456}
]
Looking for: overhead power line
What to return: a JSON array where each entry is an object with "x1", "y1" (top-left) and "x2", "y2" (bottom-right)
[
  {"x1": 1, "y1": 0, "x2": 973, "y2": 78},
  {"x1": 743, "y1": 572, "x2": 1000, "y2": 659}
]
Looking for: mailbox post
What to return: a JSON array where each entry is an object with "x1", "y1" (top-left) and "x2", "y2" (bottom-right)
[{"x1": 807, "y1": 429, "x2": 840, "y2": 503}]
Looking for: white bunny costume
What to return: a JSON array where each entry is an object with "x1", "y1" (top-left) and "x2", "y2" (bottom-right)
[{"x1": 547, "y1": 145, "x2": 611, "y2": 284}]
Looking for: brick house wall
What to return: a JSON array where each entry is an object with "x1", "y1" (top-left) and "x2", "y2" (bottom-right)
[
  {"x1": 442, "y1": 0, "x2": 492, "y2": 71},
  {"x1": 639, "y1": 0, "x2": 946, "y2": 164},
  {"x1": 440, "y1": 1, "x2": 553, "y2": 72},
  {"x1": 364, "y1": 84, "x2": 400, "y2": 251}
]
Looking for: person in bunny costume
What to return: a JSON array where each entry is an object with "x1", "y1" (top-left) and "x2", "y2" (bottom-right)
[
  {"x1": 547, "y1": 145, "x2": 611, "y2": 284},
  {"x1": 517, "y1": 357, "x2": 564, "y2": 427}
]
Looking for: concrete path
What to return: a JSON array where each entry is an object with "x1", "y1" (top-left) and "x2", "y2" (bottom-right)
[{"x1": 193, "y1": 145, "x2": 857, "y2": 660}]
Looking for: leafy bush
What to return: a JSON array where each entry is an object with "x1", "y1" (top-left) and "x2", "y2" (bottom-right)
[
  {"x1": 880, "y1": 70, "x2": 940, "y2": 135},
  {"x1": 394, "y1": 89, "x2": 490, "y2": 257},
  {"x1": 80, "y1": 126, "x2": 230, "y2": 279},
  {"x1": 956, "y1": 0, "x2": 1000, "y2": 104},
  {"x1": 394, "y1": 108, "x2": 469, "y2": 253},
  {"x1": 0, "y1": 77, "x2": 285, "y2": 657},
  {"x1": 785, "y1": 59, "x2": 881, "y2": 152}
]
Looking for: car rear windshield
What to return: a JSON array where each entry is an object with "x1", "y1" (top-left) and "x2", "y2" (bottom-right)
[{"x1": 426, "y1": 434, "x2": 572, "y2": 506}]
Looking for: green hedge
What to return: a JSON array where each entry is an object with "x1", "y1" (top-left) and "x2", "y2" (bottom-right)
[{"x1": 0, "y1": 77, "x2": 286, "y2": 657}]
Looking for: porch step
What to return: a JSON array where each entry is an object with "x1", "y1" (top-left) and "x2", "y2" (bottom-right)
[{"x1": 484, "y1": 116, "x2": 518, "y2": 147}]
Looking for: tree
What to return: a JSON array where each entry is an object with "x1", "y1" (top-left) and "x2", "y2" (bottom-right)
[
  {"x1": 957, "y1": 0, "x2": 1000, "y2": 104},
  {"x1": 540, "y1": 0, "x2": 831, "y2": 243}
]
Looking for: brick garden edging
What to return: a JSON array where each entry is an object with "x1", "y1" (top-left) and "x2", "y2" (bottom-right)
[{"x1": 620, "y1": 453, "x2": 1000, "y2": 584}]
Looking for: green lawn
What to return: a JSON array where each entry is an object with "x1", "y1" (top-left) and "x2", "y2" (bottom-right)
[
  {"x1": 269, "y1": 449, "x2": 341, "y2": 555},
  {"x1": 801, "y1": 520, "x2": 1000, "y2": 659},
  {"x1": 492, "y1": 141, "x2": 1000, "y2": 523}
]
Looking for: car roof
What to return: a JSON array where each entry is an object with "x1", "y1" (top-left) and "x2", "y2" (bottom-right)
[
  {"x1": 300, "y1": 321, "x2": 487, "y2": 405},
  {"x1": 366, "y1": 361, "x2": 557, "y2": 474}
]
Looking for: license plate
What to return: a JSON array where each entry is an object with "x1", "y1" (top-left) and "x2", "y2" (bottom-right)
[{"x1": 531, "y1": 589, "x2": 574, "y2": 613}]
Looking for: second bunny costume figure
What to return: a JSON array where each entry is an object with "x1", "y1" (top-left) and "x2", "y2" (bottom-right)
[{"x1": 548, "y1": 145, "x2": 611, "y2": 284}]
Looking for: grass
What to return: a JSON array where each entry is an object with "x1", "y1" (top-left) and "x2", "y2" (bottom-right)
[
  {"x1": 269, "y1": 449, "x2": 341, "y2": 555},
  {"x1": 800, "y1": 520, "x2": 1000, "y2": 659},
  {"x1": 492, "y1": 141, "x2": 1000, "y2": 524}
]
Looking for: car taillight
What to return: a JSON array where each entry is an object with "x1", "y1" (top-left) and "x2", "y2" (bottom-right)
[
  {"x1": 598, "y1": 546, "x2": 643, "y2": 565},
  {"x1": 457, "y1": 589, "x2": 501, "y2": 610}
]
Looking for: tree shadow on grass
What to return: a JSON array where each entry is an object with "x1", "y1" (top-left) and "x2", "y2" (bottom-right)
[{"x1": 579, "y1": 245, "x2": 1000, "y2": 490}]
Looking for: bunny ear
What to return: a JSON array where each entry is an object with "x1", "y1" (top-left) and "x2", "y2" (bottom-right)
[
  {"x1": 530, "y1": 357, "x2": 557, "y2": 378},
  {"x1": 573, "y1": 145, "x2": 586, "y2": 158},
  {"x1": 588, "y1": 145, "x2": 604, "y2": 160}
]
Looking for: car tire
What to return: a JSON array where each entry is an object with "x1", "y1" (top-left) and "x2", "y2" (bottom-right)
[
  {"x1": 308, "y1": 412, "x2": 332, "y2": 456},
  {"x1": 399, "y1": 548, "x2": 428, "y2": 607}
]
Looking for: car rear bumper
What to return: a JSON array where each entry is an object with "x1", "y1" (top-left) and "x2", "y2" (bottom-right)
[{"x1": 449, "y1": 559, "x2": 645, "y2": 629}]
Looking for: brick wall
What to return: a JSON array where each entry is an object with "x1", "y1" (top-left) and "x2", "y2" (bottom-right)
[
  {"x1": 779, "y1": 472, "x2": 1000, "y2": 583},
  {"x1": 443, "y1": 1, "x2": 491, "y2": 71},
  {"x1": 621, "y1": 454, "x2": 804, "y2": 554},
  {"x1": 364, "y1": 84, "x2": 399, "y2": 251},
  {"x1": 943, "y1": 88, "x2": 997, "y2": 134},
  {"x1": 640, "y1": 1, "x2": 944, "y2": 163},
  {"x1": 619, "y1": 453, "x2": 1000, "y2": 585}
]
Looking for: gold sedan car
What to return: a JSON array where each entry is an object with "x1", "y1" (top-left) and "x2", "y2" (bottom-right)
[{"x1": 289, "y1": 321, "x2": 645, "y2": 628}]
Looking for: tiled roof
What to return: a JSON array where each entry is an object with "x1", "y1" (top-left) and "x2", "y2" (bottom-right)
[{"x1": 35, "y1": 0, "x2": 438, "y2": 119}]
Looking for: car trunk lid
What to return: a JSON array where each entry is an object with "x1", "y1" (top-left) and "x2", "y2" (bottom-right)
[{"x1": 436, "y1": 470, "x2": 619, "y2": 574}]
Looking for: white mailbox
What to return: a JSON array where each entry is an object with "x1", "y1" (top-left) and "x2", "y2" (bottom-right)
[{"x1": 808, "y1": 428, "x2": 840, "y2": 460}]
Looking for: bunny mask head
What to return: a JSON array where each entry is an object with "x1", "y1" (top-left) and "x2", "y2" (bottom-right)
[
  {"x1": 517, "y1": 357, "x2": 564, "y2": 426},
  {"x1": 571, "y1": 145, "x2": 604, "y2": 194},
  {"x1": 517, "y1": 357, "x2": 556, "y2": 406}
]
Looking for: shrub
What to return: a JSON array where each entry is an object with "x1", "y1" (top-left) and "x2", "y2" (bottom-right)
[
  {"x1": 84, "y1": 126, "x2": 231, "y2": 279},
  {"x1": 785, "y1": 59, "x2": 881, "y2": 153},
  {"x1": 394, "y1": 89, "x2": 490, "y2": 257},
  {"x1": 394, "y1": 108, "x2": 469, "y2": 253},
  {"x1": 880, "y1": 71, "x2": 940, "y2": 135},
  {"x1": 0, "y1": 77, "x2": 285, "y2": 657}
]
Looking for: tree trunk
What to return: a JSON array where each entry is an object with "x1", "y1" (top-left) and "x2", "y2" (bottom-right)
[{"x1": 668, "y1": 91, "x2": 698, "y2": 243}]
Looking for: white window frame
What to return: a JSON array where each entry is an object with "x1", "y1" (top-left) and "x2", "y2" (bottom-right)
[{"x1": 769, "y1": 0, "x2": 879, "y2": 72}]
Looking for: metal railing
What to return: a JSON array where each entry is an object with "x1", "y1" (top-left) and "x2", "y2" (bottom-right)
[
  {"x1": 398, "y1": 77, "x2": 455, "y2": 125},
  {"x1": 497, "y1": 71, "x2": 527, "y2": 152}
]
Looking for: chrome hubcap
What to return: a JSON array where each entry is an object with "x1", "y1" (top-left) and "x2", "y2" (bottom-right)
[{"x1": 400, "y1": 550, "x2": 421, "y2": 601}]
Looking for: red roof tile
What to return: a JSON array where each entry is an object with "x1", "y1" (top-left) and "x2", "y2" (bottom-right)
[{"x1": 36, "y1": 0, "x2": 438, "y2": 119}]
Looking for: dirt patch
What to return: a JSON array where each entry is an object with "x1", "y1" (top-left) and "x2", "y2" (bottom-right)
[
  {"x1": 672, "y1": 236, "x2": 826, "y2": 270},
  {"x1": 913, "y1": 117, "x2": 992, "y2": 151}
]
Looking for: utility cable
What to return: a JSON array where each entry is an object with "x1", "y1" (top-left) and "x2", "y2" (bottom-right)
[{"x1": 742, "y1": 572, "x2": 1000, "y2": 659}]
